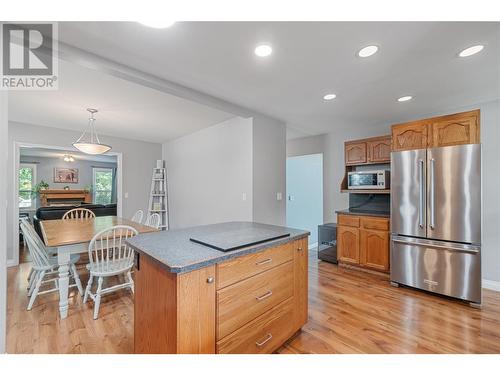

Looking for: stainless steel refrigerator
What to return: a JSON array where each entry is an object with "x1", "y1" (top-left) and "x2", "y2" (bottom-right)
[{"x1": 390, "y1": 144, "x2": 482, "y2": 304}]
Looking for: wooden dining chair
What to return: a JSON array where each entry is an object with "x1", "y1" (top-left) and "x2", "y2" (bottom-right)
[
  {"x1": 20, "y1": 220, "x2": 83, "y2": 310},
  {"x1": 83, "y1": 225, "x2": 138, "y2": 319},
  {"x1": 131, "y1": 209, "x2": 144, "y2": 224},
  {"x1": 144, "y1": 213, "x2": 161, "y2": 229},
  {"x1": 62, "y1": 207, "x2": 96, "y2": 220}
]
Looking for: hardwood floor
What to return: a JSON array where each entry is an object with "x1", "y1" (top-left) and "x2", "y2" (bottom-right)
[{"x1": 7, "y1": 251, "x2": 500, "y2": 353}]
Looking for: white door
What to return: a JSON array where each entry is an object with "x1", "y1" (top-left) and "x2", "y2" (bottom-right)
[{"x1": 286, "y1": 153, "x2": 323, "y2": 246}]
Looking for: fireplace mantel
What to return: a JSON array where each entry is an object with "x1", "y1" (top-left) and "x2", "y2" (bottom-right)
[{"x1": 39, "y1": 189, "x2": 92, "y2": 207}]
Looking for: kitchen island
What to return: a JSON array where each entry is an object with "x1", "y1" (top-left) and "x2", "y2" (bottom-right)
[{"x1": 127, "y1": 221, "x2": 309, "y2": 354}]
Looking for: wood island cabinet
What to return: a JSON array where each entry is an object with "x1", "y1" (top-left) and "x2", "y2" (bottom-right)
[
  {"x1": 337, "y1": 214, "x2": 390, "y2": 272},
  {"x1": 135, "y1": 237, "x2": 309, "y2": 354},
  {"x1": 391, "y1": 110, "x2": 480, "y2": 151}
]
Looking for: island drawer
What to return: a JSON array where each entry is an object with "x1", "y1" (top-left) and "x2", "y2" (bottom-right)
[
  {"x1": 217, "y1": 297, "x2": 295, "y2": 354},
  {"x1": 216, "y1": 243, "x2": 293, "y2": 289},
  {"x1": 217, "y1": 260, "x2": 293, "y2": 339}
]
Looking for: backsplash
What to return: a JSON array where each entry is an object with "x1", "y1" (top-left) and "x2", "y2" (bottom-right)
[{"x1": 348, "y1": 193, "x2": 390, "y2": 212}]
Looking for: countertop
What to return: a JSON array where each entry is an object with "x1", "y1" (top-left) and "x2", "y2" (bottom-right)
[
  {"x1": 126, "y1": 221, "x2": 309, "y2": 274},
  {"x1": 335, "y1": 208, "x2": 390, "y2": 218}
]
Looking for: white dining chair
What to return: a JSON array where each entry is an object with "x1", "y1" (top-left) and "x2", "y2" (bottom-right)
[
  {"x1": 83, "y1": 225, "x2": 138, "y2": 319},
  {"x1": 20, "y1": 220, "x2": 83, "y2": 311},
  {"x1": 144, "y1": 213, "x2": 161, "y2": 229},
  {"x1": 131, "y1": 209, "x2": 144, "y2": 224},
  {"x1": 62, "y1": 207, "x2": 96, "y2": 220}
]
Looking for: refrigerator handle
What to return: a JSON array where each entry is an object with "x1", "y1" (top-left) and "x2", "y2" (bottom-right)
[
  {"x1": 430, "y1": 158, "x2": 435, "y2": 230},
  {"x1": 418, "y1": 159, "x2": 424, "y2": 228}
]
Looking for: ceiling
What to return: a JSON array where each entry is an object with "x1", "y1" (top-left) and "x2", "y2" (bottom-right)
[
  {"x1": 20, "y1": 147, "x2": 117, "y2": 163},
  {"x1": 8, "y1": 60, "x2": 235, "y2": 143},
  {"x1": 55, "y1": 21, "x2": 500, "y2": 139}
]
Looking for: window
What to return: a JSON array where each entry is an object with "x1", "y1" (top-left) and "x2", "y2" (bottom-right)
[
  {"x1": 19, "y1": 163, "x2": 36, "y2": 209},
  {"x1": 93, "y1": 167, "x2": 114, "y2": 205}
]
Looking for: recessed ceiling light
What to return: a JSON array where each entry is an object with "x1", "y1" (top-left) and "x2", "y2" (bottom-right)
[
  {"x1": 323, "y1": 94, "x2": 337, "y2": 101},
  {"x1": 358, "y1": 45, "x2": 379, "y2": 58},
  {"x1": 254, "y1": 44, "x2": 273, "y2": 57},
  {"x1": 459, "y1": 45, "x2": 484, "y2": 57},
  {"x1": 138, "y1": 20, "x2": 176, "y2": 29},
  {"x1": 397, "y1": 96, "x2": 413, "y2": 102}
]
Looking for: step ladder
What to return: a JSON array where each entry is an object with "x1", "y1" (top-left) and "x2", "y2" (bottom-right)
[{"x1": 148, "y1": 161, "x2": 169, "y2": 230}]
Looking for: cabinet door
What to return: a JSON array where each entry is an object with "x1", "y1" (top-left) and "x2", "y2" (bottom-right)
[
  {"x1": 360, "y1": 229, "x2": 389, "y2": 272},
  {"x1": 430, "y1": 112, "x2": 479, "y2": 147},
  {"x1": 293, "y1": 238, "x2": 308, "y2": 328},
  {"x1": 368, "y1": 136, "x2": 391, "y2": 163},
  {"x1": 337, "y1": 226, "x2": 359, "y2": 264},
  {"x1": 392, "y1": 122, "x2": 428, "y2": 151},
  {"x1": 345, "y1": 142, "x2": 367, "y2": 165}
]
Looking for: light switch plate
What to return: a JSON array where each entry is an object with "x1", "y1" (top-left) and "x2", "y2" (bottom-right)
[
  {"x1": 124, "y1": 192, "x2": 129, "y2": 199},
  {"x1": 276, "y1": 192, "x2": 282, "y2": 201},
  {"x1": 242, "y1": 193, "x2": 247, "y2": 201}
]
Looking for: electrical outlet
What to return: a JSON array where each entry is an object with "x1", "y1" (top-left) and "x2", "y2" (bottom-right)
[
  {"x1": 277, "y1": 192, "x2": 282, "y2": 201},
  {"x1": 242, "y1": 193, "x2": 247, "y2": 201},
  {"x1": 124, "y1": 192, "x2": 129, "y2": 199}
]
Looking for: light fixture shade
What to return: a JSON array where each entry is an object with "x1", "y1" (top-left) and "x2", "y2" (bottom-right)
[
  {"x1": 73, "y1": 108, "x2": 112, "y2": 155},
  {"x1": 73, "y1": 142, "x2": 112, "y2": 155}
]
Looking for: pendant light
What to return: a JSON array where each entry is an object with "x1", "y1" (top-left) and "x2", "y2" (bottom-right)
[{"x1": 73, "y1": 108, "x2": 112, "y2": 155}]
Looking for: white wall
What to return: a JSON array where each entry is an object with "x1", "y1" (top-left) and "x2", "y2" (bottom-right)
[
  {"x1": 286, "y1": 99, "x2": 500, "y2": 284},
  {"x1": 252, "y1": 115, "x2": 287, "y2": 226},
  {"x1": 163, "y1": 116, "x2": 254, "y2": 229},
  {"x1": 7, "y1": 121, "x2": 162, "y2": 264},
  {"x1": 163, "y1": 114, "x2": 287, "y2": 229}
]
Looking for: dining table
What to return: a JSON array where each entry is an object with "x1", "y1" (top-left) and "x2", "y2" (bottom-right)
[{"x1": 40, "y1": 215, "x2": 158, "y2": 319}]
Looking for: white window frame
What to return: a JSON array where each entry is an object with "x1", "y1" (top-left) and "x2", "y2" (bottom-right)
[
  {"x1": 92, "y1": 167, "x2": 114, "y2": 205},
  {"x1": 18, "y1": 163, "x2": 37, "y2": 210}
]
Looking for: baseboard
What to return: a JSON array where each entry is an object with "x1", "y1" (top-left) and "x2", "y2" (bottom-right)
[
  {"x1": 308, "y1": 242, "x2": 318, "y2": 250},
  {"x1": 483, "y1": 279, "x2": 500, "y2": 292},
  {"x1": 6, "y1": 259, "x2": 17, "y2": 268}
]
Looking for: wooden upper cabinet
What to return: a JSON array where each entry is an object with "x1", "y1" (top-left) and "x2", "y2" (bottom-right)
[
  {"x1": 391, "y1": 109, "x2": 480, "y2": 151},
  {"x1": 429, "y1": 110, "x2": 480, "y2": 148},
  {"x1": 345, "y1": 142, "x2": 367, "y2": 165},
  {"x1": 367, "y1": 136, "x2": 391, "y2": 163},
  {"x1": 391, "y1": 122, "x2": 429, "y2": 151}
]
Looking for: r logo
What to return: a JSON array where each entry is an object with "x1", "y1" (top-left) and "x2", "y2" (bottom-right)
[{"x1": 2, "y1": 23, "x2": 53, "y2": 76}]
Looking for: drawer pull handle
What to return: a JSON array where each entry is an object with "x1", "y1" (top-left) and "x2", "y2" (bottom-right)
[
  {"x1": 256, "y1": 290, "x2": 273, "y2": 301},
  {"x1": 206, "y1": 277, "x2": 214, "y2": 284},
  {"x1": 256, "y1": 258, "x2": 272, "y2": 266},
  {"x1": 255, "y1": 333, "x2": 273, "y2": 347},
  {"x1": 297, "y1": 247, "x2": 303, "y2": 251}
]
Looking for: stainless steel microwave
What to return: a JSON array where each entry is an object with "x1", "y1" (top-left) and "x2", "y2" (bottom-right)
[{"x1": 347, "y1": 170, "x2": 390, "y2": 190}]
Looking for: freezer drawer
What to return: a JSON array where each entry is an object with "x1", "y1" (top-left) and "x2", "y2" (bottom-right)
[{"x1": 391, "y1": 236, "x2": 481, "y2": 303}]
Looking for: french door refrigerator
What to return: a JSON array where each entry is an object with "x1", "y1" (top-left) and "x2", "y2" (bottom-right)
[{"x1": 391, "y1": 144, "x2": 482, "y2": 304}]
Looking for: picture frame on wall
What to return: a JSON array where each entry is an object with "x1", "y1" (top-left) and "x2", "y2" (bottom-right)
[{"x1": 54, "y1": 167, "x2": 79, "y2": 183}]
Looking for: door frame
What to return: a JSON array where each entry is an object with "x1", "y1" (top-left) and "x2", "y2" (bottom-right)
[{"x1": 10, "y1": 141, "x2": 123, "y2": 267}]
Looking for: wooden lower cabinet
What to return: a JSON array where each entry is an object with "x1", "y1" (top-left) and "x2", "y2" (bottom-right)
[
  {"x1": 337, "y1": 214, "x2": 390, "y2": 273},
  {"x1": 337, "y1": 226, "x2": 360, "y2": 264},
  {"x1": 360, "y1": 229, "x2": 389, "y2": 271}
]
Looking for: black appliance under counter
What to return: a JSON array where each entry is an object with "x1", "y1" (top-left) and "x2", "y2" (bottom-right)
[{"x1": 317, "y1": 223, "x2": 337, "y2": 264}]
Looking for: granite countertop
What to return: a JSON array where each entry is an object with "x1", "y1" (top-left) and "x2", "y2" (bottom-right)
[
  {"x1": 126, "y1": 221, "x2": 309, "y2": 274},
  {"x1": 335, "y1": 208, "x2": 390, "y2": 218}
]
